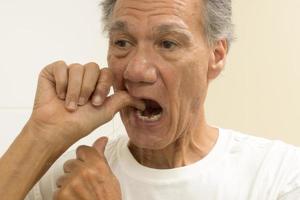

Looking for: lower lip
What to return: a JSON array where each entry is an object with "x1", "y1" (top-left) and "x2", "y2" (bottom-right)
[{"x1": 131, "y1": 108, "x2": 165, "y2": 128}]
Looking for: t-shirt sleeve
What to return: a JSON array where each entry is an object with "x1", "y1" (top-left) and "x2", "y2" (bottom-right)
[{"x1": 24, "y1": 150, "x2": 76, "y2": 200}]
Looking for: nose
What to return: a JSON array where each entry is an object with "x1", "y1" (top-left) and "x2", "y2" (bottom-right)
[{"x1": 123, "y1": 49, "x2": 157, "y2": 84}]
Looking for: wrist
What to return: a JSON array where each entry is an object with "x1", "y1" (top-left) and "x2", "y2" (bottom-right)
[{"x1": 24, "y1": 119, "x2": 72, "y2": 153}]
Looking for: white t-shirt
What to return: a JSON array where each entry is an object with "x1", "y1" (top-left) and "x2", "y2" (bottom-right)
[{"x1": 25, "y1": 128, "x2": 300, "y2": 200}]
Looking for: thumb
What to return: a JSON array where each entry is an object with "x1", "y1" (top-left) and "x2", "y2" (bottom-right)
[{"x1": 93, "y1": 136, "x2": 109, "y2": 156}]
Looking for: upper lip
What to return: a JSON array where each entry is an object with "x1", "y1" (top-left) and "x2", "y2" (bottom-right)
[{"x1": 125, "y1": 90, "x2": 164, "y2": 111}]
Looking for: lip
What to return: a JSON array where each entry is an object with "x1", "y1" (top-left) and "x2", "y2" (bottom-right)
[
  {"x1": 124, "y1": 87, "x2": 167, "y2": 129},
  {"x1": 125, "y1": 90, "x2": 166, "y2": 112}
]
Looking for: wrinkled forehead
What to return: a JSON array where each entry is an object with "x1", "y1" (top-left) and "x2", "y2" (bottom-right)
[{"x1": 111, "y1": 0, "x2": 203, "y2": 33}]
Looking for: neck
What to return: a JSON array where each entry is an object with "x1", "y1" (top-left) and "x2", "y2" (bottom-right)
[{"x1": 128, "y1": 120, "x2": 219, "y2": 169}]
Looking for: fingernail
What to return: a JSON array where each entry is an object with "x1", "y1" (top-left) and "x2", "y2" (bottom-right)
[
  {"x1": 78, "y1": 97, "x2": 85, "y2": 105},
  {"x1": 93, "y1": 95, "x2": 103, "y2": 106},
  {"x1": 68, "y1": 101, "x2": 77, "y2": 110}
]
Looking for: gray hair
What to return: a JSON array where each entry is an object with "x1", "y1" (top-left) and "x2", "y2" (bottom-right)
[{"x1": 100, "y1": 0, "x2": 234, "y2": 47}]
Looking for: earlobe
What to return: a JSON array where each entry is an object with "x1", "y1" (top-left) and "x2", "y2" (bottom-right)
[{"x1": 207, "y1": 39, "x2": 228, "y2": 81}]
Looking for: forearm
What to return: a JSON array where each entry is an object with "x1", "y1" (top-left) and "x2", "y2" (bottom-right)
[{"x1": 0, "y1": 122, "x2": 70, "y2": 200}]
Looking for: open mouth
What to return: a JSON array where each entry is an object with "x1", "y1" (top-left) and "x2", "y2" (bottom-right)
[{"x1": 135, "y1": 99, "x2": 163, "y2": 122}]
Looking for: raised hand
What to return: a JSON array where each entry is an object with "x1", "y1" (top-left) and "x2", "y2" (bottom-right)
[{"x1": 29, "y1": 61, "x2": 144, "y2": 146}]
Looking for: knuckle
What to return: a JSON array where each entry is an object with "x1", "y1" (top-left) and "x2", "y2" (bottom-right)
[
  {"x1": 85, "y1": 62, "x2": 100, "y2": 70},
  {"x1": 79, "y1": 168, "x2": 95, "y2": 180},
  {"x1": 63, "y1": 159, "x2": 73, "y2": 172},
  {"x1": 69, "y1": 178, "x2": 81, "y2": 190},
  {"x1": 53, "y1": 60, "x2": 66, "y2": 66},
  {"x1": 55, "y1": 188, "x2": 69, "y2": 199},
  {"x1": 100, "y1": 67, "x2": 112, "y2": 75},
  {"x1": 69, "y1": 63, "x2": 83, "y2": 71},
  {"x1": 100, "y1": 68, "x2": 113, "y2": 81},
  {"x1": 76, "y1": 145, "x2": 91, "y2": 159},
  {"x1": 76, "y1": 146, "x2": 87, "y2": 157},
  {"x1": 56, "y1": 176, "x2": 64, "y2": 187}
]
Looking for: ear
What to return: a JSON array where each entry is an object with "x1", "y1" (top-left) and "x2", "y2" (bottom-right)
[{"x1": 207, "y1": 39, "x2": 228, "y2": 81}]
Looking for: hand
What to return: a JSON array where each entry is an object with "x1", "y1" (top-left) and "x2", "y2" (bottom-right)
[
  {"x1": 54, "y1": 137, "x2": 122, "y2": 200},
  {"x1": 27, "y1": 61, "x2": 144, "y2": 145}
]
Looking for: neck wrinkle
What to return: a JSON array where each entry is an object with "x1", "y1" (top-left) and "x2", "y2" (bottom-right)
[{"x1": 128, "y1": 123, "x2": 219, "y2": 169}]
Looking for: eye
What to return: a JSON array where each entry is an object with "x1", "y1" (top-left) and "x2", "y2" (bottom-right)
[
  {"x1": 114, "y1": 39, "x2": 131, "y2": 48},
  {"x1": 160, "y1": 40, "x2": 178, "y2": 49}
]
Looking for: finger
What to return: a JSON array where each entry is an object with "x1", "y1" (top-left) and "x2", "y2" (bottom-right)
[
  {"x1": 52, "y1": 60, "x2": 68, "y2": 100},
  {"x1": 98, "y1": 90, "x2": 146, "y2": 120},
  {"x1": 92, "y1": 68, "x2": 113, "y2": 106},
  {"x1": 65, "y1": 63, "x2": 84, "y2": 111},
  {"x1": 63, "y1": 159, "x2": 84, "y2": 173},
  {"x1": 78, "y1": 62, "x2": 100, "y2": 106},
  {"x1": 35, "y1": 60, "x2": 67, "y2": 103},
  {"x1": 76, "y1": 145, "x2": 99, "y2": 162},
  {"x1": 92, "y1": 137, "x2": 108, "y2": 156},
  {"x1": 82, "y1": 91, "x2": 145, "y2": 133},
  {"x1": 75, "y1": 145, "x2": 109, "y2": 170},
  {"x1": 56, "y1": 174, "x2": 71, "y2": 188}
]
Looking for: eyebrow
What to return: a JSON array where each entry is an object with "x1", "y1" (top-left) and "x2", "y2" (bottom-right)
[
  {"x1": 153, "y1": 23, "x2": 192, "y2": 42},
  {"x1": 108, "y1": 20, "x2": 192, "y2": 43},
  {"x1": 108, "y1": 21, "x2": 129, "y2": 35}
]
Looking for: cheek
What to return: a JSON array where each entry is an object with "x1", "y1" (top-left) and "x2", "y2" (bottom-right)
[
  {"x1": 177, "y1": 58, "x2": 209, "y2": 112},
  {"x1": 108, "y1": 53, "x2": 126, "y2": 90}
]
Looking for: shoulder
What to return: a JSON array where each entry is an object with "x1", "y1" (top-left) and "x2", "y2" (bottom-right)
[
  {"x1": 224, "y1": 128, "x2": 300, "y2": 168},
  {"x1": 222, "y1": 128, "x2": 300, "y2": 198},
  {"x1": 223, "y1": 128, "x2": 299, "y2": 156}
]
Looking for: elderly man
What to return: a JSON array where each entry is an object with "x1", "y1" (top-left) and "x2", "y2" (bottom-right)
[{"x1": 1, "y1": 0, "x2": 300, "y2": 199}]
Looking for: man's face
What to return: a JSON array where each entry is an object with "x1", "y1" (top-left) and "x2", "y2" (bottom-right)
[{"x1": 108, "y1": 0, "x2": 221, "y2": 149}]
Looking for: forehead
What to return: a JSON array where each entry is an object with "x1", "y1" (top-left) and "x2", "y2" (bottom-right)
[{"x1": 111, "y1": 0, "x2": 203, "y2": 32}]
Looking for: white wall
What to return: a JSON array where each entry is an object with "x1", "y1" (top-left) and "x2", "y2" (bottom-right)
[
  {"x1": 0, "y1": 0, "x2": 126, "y2": 156},
  {"x1": 206, "y1": 0, "x2": 300, "y2": 145},
  {"x1": 1, "y1": 0, "x2": 300, "y2": 156}
]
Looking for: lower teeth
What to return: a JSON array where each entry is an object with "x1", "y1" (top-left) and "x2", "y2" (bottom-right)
[{"x1": 137, "y1": 110, "x2": 162, "y2": 121}]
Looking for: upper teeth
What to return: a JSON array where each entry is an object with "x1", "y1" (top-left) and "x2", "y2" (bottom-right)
[{"x1": 136, "y1": 110, "x2": 162, "y2": 122}]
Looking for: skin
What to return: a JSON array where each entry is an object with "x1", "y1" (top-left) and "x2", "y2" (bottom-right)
[
  {"x1": 0, "y1": 62, "x2": 141, "y2": 199},
  {"x1": 108, "y1": 0, "x2": 227, "y2": 168},
  {"x1": 0, "y1": 0, "x2": 227, "y2": 199}
]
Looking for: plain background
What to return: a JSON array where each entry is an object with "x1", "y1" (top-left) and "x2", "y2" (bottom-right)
[{"x1": 0, "y1": 0, "x2": 300, "y2": 156}]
